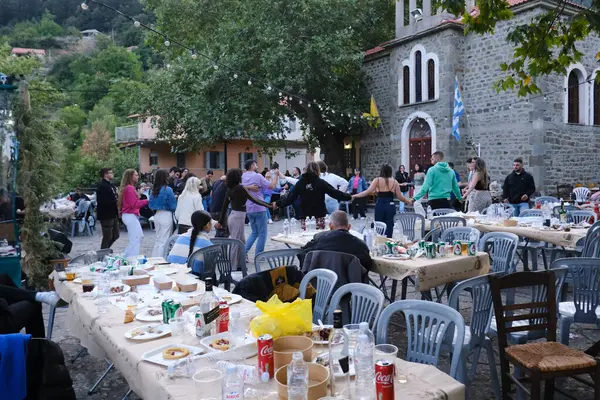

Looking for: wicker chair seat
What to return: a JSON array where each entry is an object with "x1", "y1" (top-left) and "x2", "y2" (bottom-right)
[{"x1": 506, "y1": 341, "x2": 596, "y2": 372}]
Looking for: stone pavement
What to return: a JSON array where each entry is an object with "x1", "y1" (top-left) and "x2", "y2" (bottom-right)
[{"x1": 46, "y1": 214, "x2": 599, "y2": 399}]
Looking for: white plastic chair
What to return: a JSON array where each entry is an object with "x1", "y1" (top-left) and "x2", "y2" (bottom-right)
[
  {"x1": 572, "y1": 187, "x2": 591, "y2": 203},
  {"x1": 326, "y1": 283, "x2": 384, "y2": 329},
  {"x1": 299, "y1": 269, "x2": 338, "y2": 324}
]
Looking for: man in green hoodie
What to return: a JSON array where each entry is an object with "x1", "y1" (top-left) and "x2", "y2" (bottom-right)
[{"x1": 411, "y1": 151, "x2": 462, "y2": 209}]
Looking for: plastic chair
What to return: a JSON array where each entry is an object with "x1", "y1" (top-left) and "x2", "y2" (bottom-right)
[
  {"x1": 535, "y1": 196, "x2": 558, "y2": 205},
  {"x1": 375, "y1": 300, "x2": 465, "y2": 381},
  {"x1": 440, "y1": 227, "x2": 480, "y2": 243},
  {"x1": 299, "y1": 269, "x2": 338, "y2": 324},
  {"x1": 567, "y1": 210, "x2": 598, "y2": 224},
  {"x1": 254, "y1": 249, "x2": 303, "y2": 273},
  {"x1": 515, "y1": 209, "x2": 548, "y2": 271},
  {"x1": 394, "y1": 213, "x2": 425, "y2": 241},
  {"x1": 554, "y1": 258, "x2": 600, "y2": 346},
  {"x1": 431, "y1": 208, "x2": 456, "y2": 217},
  {"x1": 518, "y1": 209, "x2": 544, "y2": 218},
  {"x1": 373, "y1": 221, "x2": 387, "y2": 236},
  {"x1": 326, "y1": 283, "x2": 384, "y2": 329},
  {"x1": 551, "y1": 205, "x2": 578, "y2": 218},
  {"x1": 211, "y1": 238, "x2": 247, "y2": 279},
  {"x1": 448, "y1": 275, "x2": 500, "y2": 399},
  {"x1": 68, "y1": 249, "x2": 114, "y2": 265},
  {"x1": 188, "y1": 245, "x2": 223, "y2": 282},
  {"x1": 431, "y1": 216, "x2": 466, "y2": 236},
  {"x1": 478, "y1": 232, "x2": 519, "y2": 275},
  {"x1": 162, "y1": 234, "x2": 180, "y2": 260},
  {"x1": 572, "y1": 187, "x2": 591, "y2": 203},
  {"x1": 70, "y1": 201, "x2": 93, "y2": 237},
  {"x1": 583, "y1": 221, "x2": 600, "y2": 257}
]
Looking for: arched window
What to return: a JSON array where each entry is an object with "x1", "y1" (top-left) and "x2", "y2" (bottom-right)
[
  {"x1": 567, "y1": 71, "x2": 580, "y2": 124},
  {"x1": 594, "y1": 78, "x2": 600, "y2": 125},
  {"x1": 415, "y1": 51, "x2": 422, "y2": 103},
  {"x1": 403, "y1": 66, "x2": 410, "y2": 105},
  {"x1": 427, "y1": 59, "x2": 435, "y2": 100}
]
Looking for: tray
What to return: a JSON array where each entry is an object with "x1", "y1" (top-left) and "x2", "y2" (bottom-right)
[
  {"x1": 141, "y1": 343, "x2": 205, "y2": 368},
  {"x1": 199, "y1": 332, "x2": 257, "y2": 358},
  {"x1": 125, "y1": 323, "x2": 171, "y2": 341}
]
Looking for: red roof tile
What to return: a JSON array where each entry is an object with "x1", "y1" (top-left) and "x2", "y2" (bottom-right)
[
  {"x1": 11, "y1": 48, "x2": 46, "y2": 56},
  {"x1": 364, "y1": 46, "x2": 385, "y2": 56}
]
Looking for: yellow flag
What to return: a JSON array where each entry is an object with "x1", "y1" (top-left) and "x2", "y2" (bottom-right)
[
  {"x1": 370, "y1": 95, "x2": 379, "y2": 119},
  {"x1": 363, "y1": 95, "x2": 381, "y2": 128}
]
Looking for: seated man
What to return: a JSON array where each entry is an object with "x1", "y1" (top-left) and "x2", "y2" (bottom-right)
[{"x1": 302, "y1": 210, "x2": 372, "y2": 271}]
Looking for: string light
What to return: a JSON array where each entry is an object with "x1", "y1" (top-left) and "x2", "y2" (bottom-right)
[
  {"x1": 247, "y1": 80, "x2": 252, "y2": 86},
  {"x1": 191, "y1": 52, "x2": 197, "y2": 60},
  {"x1": 213, "y1": 65, "x2": 219, "y2": 70},
  {"x1": 81, "y1": 2, "x2": 89, "y2": 10},
  {"x1": 267, "y1": 86, "x2": 272, "y2": 91},
  {"x1": 164, "y1": 37, "x2": 170, "y2": 47},
  {"x1": 233, "y1": 74, "x2": 238, "y2": 79},
  {"x1": 133, "y1": 20, "x2": 140, "y2": 28},
  {"x1": 544, "y1": 95, "x2": 548, "y2": 101}
]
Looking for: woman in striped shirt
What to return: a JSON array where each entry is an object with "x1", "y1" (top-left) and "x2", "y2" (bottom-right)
[{"x1": 167, "y1": 210, "x2": 213, "y2": 275}]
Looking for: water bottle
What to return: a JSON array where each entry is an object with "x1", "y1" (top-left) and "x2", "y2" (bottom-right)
[
  {"x1": 283, "y1": 219, "x2": 290, "y2": 237},
  {"x1": 358, "y1": 323, "x2": 375, "y2": 376},
  {"x1": 228, "y1": 311, "x2": 246, "y2": 348},
  {"x1": 290, "y1": 218, "x2": 297, "y2": 235},
  {"x1": 329, "y1": 310, "x2": 350, "y2": 396},
  {"x1": 287, "y1": 352, "x2": 309, "y2": 400},
  {"x1": 427, "y1": 205, "x2": 433, "y2": 219},
  {"x1": 222, "y1": 365, "x2": 244, "y2": 400},
  {"x1": 365, "y1": 223, "x2": 376, "y2": 251},
  {"x1": 392, "y1": 222, "x2": 404, "y2": 242},
  {"x1": 354, "y1": 334, "x2": 375, "y2": 395},
  {"x1": 310, "y1": 217, "x2": 316, "y2": 232}
]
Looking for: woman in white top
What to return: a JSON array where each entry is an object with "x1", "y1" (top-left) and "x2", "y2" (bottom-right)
[{"x1": 175, "y1": 177, "x2": 204, "y2": 233}]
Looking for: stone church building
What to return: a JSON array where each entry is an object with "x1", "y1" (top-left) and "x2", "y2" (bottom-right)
[{"x1": 361, "y1": 0, "x2": 600, "y2": 194}]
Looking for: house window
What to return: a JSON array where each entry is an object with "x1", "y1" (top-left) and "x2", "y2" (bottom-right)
[
  {"x1": 205, "y1": 151, "x2": 225, "y2": 169},
  {"x1": 594, "y1": 79, "x2": 600, "y2": 125},
  {"x1": 403, "y1": 66, "x2": 410, "y2": 105},
  {"x1": 176, "y1": 153, "x2": 186, "y2": 168},
  {"x1": 567, "y1": 71, "x2": 580, "y2": 124},
  {"x1": 239, "y1": 152, "x2": 255, "y2": 168},
  {"x1": 149, "y1": 151, "x2": 158, "y2": 167},
  {"x1": 403, "y1": 0, "x2": 410, "y2": 26},
  {"x1": 415, "y1": 51, "x2": 422, "y2": 103},
  {"x1": 427, "y1": 59, "x2": 435, "y2": 100}
]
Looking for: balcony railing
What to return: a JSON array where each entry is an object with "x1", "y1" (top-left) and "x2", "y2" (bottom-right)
[{"x1": 115, "y1": 125, "x2": 139, "y2": 143}]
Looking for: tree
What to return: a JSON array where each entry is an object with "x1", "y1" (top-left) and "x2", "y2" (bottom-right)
[
  {"x1": 81, "y1": 121, "x2": 114, "y2": 160},
  {"x1": 137, "y1": 0, "x2": 394, "y2": 173},
  {"x1": 435, "y1": 0, "x2": 600, "y2": 95}
]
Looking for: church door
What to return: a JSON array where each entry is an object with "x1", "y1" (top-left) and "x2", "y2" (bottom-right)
[{"x1": 408, "y1": 117, "x2": 432, "y2": 173}]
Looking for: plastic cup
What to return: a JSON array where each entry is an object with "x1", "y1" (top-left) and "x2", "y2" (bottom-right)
[
  {"x1": 340, "y1": 386, "x2": 374, "y2": 400},
  {"x1": 374, "y1": 344, "x2": 398, "y2": 364},
  {"x1": 193, "y1": 369, "x2": 222, "y2": 398},
  {"x1": 169, "y1": 317, "x2": 185, "y2": 337}
]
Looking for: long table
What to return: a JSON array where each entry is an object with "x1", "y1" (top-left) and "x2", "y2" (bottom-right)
[
  {"x1": 472, "y1": 223, "x2": 588, "y2": 248},
  {"x1": 52, "y1": 263, "x2": 465, "y2": 399},
  {"x1": 271, "y1": 234, "x2": 490, "y2": 292}
]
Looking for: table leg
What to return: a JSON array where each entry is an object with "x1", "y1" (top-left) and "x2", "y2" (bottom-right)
[
  {"x1": 122, "y1": 389, "x2": 132, "y2": 399},
  {"x1": 390, "y1": 279, "x2": 398, "y2": 300},
  {"x1": 88, "y1": 361, "x2": 114, "y2": 395}
]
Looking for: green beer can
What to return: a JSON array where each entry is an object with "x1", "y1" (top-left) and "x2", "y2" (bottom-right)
[
  {"x1": 425, "y1": 243, "x2": 436, "y2": 259},
  {"x1": 453, "y1": 240, "x2": 462, "y2": 256},
  {"x1": 468, "y1": 241, "x2": 477, "y2": 256},
  {"x1": 418, "y1": 240, "x2": 426, "y2": 250}
]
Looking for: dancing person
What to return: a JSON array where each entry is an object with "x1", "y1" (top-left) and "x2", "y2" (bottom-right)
[
  {"x1": 347, "y1": 168, "x2": 368, "y2": 220},
  {"x1": 351, "y1": 164, "x2": 411, "y2": 237},
  {"x1": 395, "y1": 165, "x2": 411, "y2": 212},
  {"x1": 462, "y1": 158, "x2": 492, "y2": 212},
  {"x1": 119, "y1": 169, "x2": 148, "y2": 257},
  {"x1": 167, "y1": 210, "x2": 213, "y2": 275},
  {"x1": 175, "y1": 177, "x2": 204, "y2": 234},
  {"x1": 276, "y1": 161, "x2": 351, "y2": 230},
  {"x1": 96, "y1": 167, "x2": 120, "y2": 249},
  {"x1": 412, "y1": 152, "x2": 462, "y2": 210},
  {"x1": 449, "y1": 162, "x2": 462, "y2": 210},
  {"x1": 412, "y1": 163, "x2": 426, "y2": 196},
  {"x1": 180, "y1": 168, "x2": 189, "y2": 180},
  {"x1": 149, "y1": 169, "x2": 177, "y2": 257},
  {"x1": 502, "y1": 157, "x2": 535, "y2": 216},
  {"x1": 168, "y1": 166, "x2": 181, "y2": 194},
  {"x1": 317, "y1": 161, "x2": 349, "y2": 215},
  {"x1": 210, "y1": 175, "x2": 229, "y2": 237},
  {"x1": 199, "y1": 170, "x2": 214, "y2": 211}
]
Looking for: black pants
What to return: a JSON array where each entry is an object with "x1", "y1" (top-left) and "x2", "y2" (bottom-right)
[
  {"x1": 0, "y1": 274, "x2": 45, "y2": 338},
  {"x1": 99, "y1": 217, "x2": 120, "y2": 249},
  {"x1": 178, "y1": 224, "x2": 191, "y2": 234},
  {"x1": 428, "y1": 198, "x2": 452, "y2": 210},
  {"x1": 352, "y1": 195, "x2": 366, "y2": 218}
]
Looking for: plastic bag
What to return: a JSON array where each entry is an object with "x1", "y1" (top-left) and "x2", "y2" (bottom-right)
[
  {"x1": 249, "y1": 294, "x2": 313, "y2": 338},
  {"x1": 413, "y1": 200, "x2": 426, "y2": 217}
]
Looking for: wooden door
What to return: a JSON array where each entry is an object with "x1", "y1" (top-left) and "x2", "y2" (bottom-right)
[{"x1": 409, "y1": 138, "x2": 432, "y2": 173}]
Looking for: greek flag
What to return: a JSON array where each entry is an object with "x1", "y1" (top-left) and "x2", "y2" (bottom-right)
[{"x1": 452, "y1": 77, "x2": 464, "y2": 142}]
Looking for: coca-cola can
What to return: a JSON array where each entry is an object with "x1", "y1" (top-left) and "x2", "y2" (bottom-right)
[
  {"x1": 375, "y1": 360, "x2": 395, "y2": 400},
  {"x1": 217, "y1": 301, "x2": 229, "y2": 333},
  {"x1": 257, "y1": 334, "x2": 274, "y2": 378}
]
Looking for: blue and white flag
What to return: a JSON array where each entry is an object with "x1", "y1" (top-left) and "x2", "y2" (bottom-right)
[{"x1": 452, "y1": 77, "x2": 465, "y2": 142}]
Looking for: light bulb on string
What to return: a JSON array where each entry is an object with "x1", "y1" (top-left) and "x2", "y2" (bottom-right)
[
  {"x1": 191, "y1": 52, "x2": 197, "y2": 59},
  {"x1": 278, "y1": 92, "x2": 282, "y2": 97},
  {"x1": 81, "y1": 1, "x2": 89, "y2": 10},
  {"x1": 509, "y1": 104, "x2": 512, "y2": 109},
  {"x1": 525, "y1": 98, "x2": 529, "y2": 104},
  {"x1": 299, "y1": 100, "x2": 302, "y2": 105},
  {"x1": 213, "y1": 65, "x2": 219, "y2": 70},
  {"x1": 233, "y1": 74, "x2": 238, "y2": 79},
  {"x1": 307, "y1": 103, "x2": 311, "y2": 107},
  {"x1": 164, "y1": 37, "x2": 170, "y2": 47},
  {"x1": 134, "y1": 20, "x2": 141, "y2": 28},
  {"x1": 247, "y1": 80, "x2": 252, "y2": 85},
  {"x1": 341, "y1": 113, "x2": 344, "y2": 117},
  {"x1": 267, "y1": 86, "x2": 272, "y2": 91}
]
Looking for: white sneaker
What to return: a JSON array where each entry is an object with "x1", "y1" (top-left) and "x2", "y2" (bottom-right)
[
  {"x1": 361, "y1": 217, "x2": 366, "y2": 220},
  {"x1": 268, "y1": 219, "x2": 273, "y2": 224}
]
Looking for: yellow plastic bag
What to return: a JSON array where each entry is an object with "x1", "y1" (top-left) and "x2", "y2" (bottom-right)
[{"x1": 250, "y1": 295, "x2": 313, "y2": 338}]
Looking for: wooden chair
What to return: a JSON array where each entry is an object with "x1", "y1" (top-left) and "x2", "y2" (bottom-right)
[{"x1": 490, "y1": 271, "x2": 600, "y2": 399}]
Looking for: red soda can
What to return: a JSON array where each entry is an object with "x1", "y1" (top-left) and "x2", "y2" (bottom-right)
[
  {"x1": 257, "y1": 334, "x2": 274, "y2": 378},
  {"x1": 217, "y1": 301, "x2": 229, "y2": 333},
  {"x1": 375, "y1": 360, "x2": 395, "y2": 400}
]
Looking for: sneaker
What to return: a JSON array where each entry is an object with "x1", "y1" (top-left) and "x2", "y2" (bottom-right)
[
  {"x1": 268, "y1": 219, "x2": 273, "y2": 224},
  {"x1": 361, "y1": 217, "x2": 366, "y2": 220}
]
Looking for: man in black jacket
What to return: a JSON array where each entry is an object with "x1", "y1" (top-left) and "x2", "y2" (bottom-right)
[
  {"x1": 302, "y1": 211, "x2": 372, "y2": 271},
  {"x1": 502, "y1": 157, "x2": 536, "y2": 216},
  {"x1": 96, "y1": 168, "x2": 120, "y2": 249}
]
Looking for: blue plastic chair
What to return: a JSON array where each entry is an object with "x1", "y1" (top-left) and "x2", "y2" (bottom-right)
[
  {"x1": 361, "y1": 221, "x2": 387, "y2": 236},
  {"x1": 535, "y1": 196, "x2": 558, "y2": 204},
  {"x1": 299, "y1": 269, "x2": 338, "y2": 324},
  {"x1": 326, "y1": 283, "x2": 384, "y2": 329},
  {"x1": 211, "y1": 238, "x2": 247, "y2": 279},
  {"x1": 554, "y1": 258, "x2": 600, "y2": 346},
  {"x1": 394, "y1": 213, "x2": 425, "y2": 241},
  {"x1": 254, "y1": 249, "x2": 303, "y2": 273},
  {"x1": 516, "y1": 209, "x2": 548, "y2": 271},
  {"x1": 568, "y1": 210, "x2": 598, "y2": 224},
  {"x1": 431, "y1": 208, "x2": 456, "y2": 217},
  {"x1": 188, "y1": 245, "x2": 224, "y2": 282},
  {"x1": 431, "y1": 216, "x2": 466, "y2": 237},
  {"x1": 478, "y1": 232, "x2": 519, "y2": 275},
  {"x1": 518, "y1": 209, "x2": 544, "y2": 218},
  {"x1": 375, "y1": 300, "x2": 465, "y2": 381},
  {"x1": 440, "y1": 227, "x2": 480, "y2": 243},
  {"x1": 448, "y1": 275, "x2": 500, "y2": 400},
  {"x1": 583, "y1": 221, "x2": 600, "y2": 257},
  {"x1": 70, "y1": 200, "x2": 93, "y2": 237},
  {"x1": 162, "y1": 234, "x2": 180, "y2": 260}
]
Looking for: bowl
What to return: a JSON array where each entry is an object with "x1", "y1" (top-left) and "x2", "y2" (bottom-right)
[
  {"x1": 122, "y1": 275, "x2": 151, "y2": 286},
  {"x1": 275, "y1": 362, "x2": 329, "y2": 400},
  {"x1": 273, "y1": 336, "x2": 314, "y2": 370},
  {"x1": 175, "y1": 279, "x2": 198, "y2": 292}
]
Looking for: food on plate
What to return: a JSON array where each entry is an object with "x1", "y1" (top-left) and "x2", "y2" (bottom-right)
[
  {"x1": 209, "y1": 338, "x2": 230, "y2": 351},
  {"x1": 314, "y1": 354, "x2": 329, "y2": 367},
  {"x1": 124, "y1": 310, "x2": 134, "y2": 324},
  {"x1": 110, "y1": 285, "x2": 125, "y2": 294},
  {"x1": 221, "y1": 295, "x2": 232, "y2": 302},
  {"x1": 304, "y1": 326, "x2": 333, "y2": 342},
  {"x1": 130, "y1": 325, "x2": 164, "y2": 338},
  {"x1": 162, "y1": 347, "x2": 190, "y2": 360},
  {"x1": 147, "y1": 309, "x2": 162, "y2": 317}
]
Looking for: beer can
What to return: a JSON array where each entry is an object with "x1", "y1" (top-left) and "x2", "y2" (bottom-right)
[
  {"x1": 375, "y1": 360, "x2": 395, "y2": 400},
  {"x1": 453, "y1": 240, "x2": 462, "y2": 256},
  {"x1": 217, "y1": 301, "x2": 229, "y2": 333},
  {"x1": 195, "y1": 312, "x2": 205, "y2": 338},
  {"x1": 468, "y1": 241, "x2": 477, "y2": 256},
  {"x1": 437, "y1": 241, "x2": 446, "y2": 257},
  {"x1": 257, "y1": 334, "x2": 274, "y2": 378},
  {"x1": 161, "y1": 300, "x2": 174, "y2": 323},
  {"x1": 418, "y1": 240, "x2": 426, "y2": 250},
  {"x1": 425, "y1": 243, "x2": 436, "y2": 259}
]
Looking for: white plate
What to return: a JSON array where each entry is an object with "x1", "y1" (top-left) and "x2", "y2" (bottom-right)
[
  {"x1": 381, "y1": 254, "x2": 410, "y2": 260},
  {"x1": 92, "y1": 284, "x2": 131, "y2": 296},
  {"x1": 142, "y1": 343, "x2": 205, "y2": 368},
  {"x1": 213, "y1": 289, "x2": 242, "y2": 305},
  {"x1": 306, "y1": 324, "x2": 334, "y2": 345},
  {"x1": 313, "y1": 352, "x2": 355, "y2": 377},
  {"x1": 136, "y1": 308, "x2": 164, "y2": 322},
  {"x1": 148, "y1": 268, "x2": 178, "y2": 276},
  {"x1": 200, "y1": 332, "x2": 257, "y2": 358},
  {"x1": 125, "y1": 323, "x2": 171, "y2": 341},
  {"x1": 73, "y1": 278, "x2": 82, "y2": 284}
]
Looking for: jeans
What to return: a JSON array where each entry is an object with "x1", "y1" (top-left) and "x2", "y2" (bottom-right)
[
  {"x1": 510, "y1": 202, "x2": 529, "y2": 217},
  {"x1": 264, "y1": 194, "x2": 272, "y2": 220},
  {"x1": 375, "y1": 198, "x2": 396, "y2": 238},
  {"x1": 399, "y1": 192, "x2": 409, "y2": 212},
  {"x1": 99, "y1": 216, "x2": 120, "y2": 249},
  {"x1": 325, "y1": 198, "x2": 339, "y2": 215},
  {"x1": 122, "y1": 213, "x2": 143, "y2": 258},
  {"x1": 203, "y1": 196, "x2": 212, "y2": 212},
  {"x1": 152, "y1": 210, "x2": 173, "y2": 258},
  {"x1": 245, "y1": 211, "x2": 268, "y2": 255}
]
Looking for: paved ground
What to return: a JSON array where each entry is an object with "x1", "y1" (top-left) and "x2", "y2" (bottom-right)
[{"x1": 45, "y1": 213, "x2": 599, "y2": 399}]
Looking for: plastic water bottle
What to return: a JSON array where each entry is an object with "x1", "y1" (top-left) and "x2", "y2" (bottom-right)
[
  {"x1": 328, "y1": 310, "x2": 350, "y2": 396},
  {"x1": 365, "y1": 223, "x2": 376, "y2": 251},
  {"x1": 310, "y1": 216, "x2": 316, "y2": 232},
  {"x1": 290, "y1": 218, "x2": 298, "y2": 235},
  {"x1": 427, "y1": 205, "x2": 433, "y2": 219},
  {"x1": 228, "y1": 311, "x2": 246, "y2": 348},
  {"x1": 283, "y1": 219, "x2": 290, "y2": 237},
  {"x1": 287, "y1": 352, "x2": 309, "y2": 400},
  {"x1": 222, "y1": 365, "x2": 244, "y2": 400},
  {"x1": 354, "y1": 334, "x2": 375, "y2": 397},
  {"x1": 358, "y1": 323, "x2": 375, "y2": 376},
  {"x1": 392, "y1": 222, "x2": 404, "y2": 242}
]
